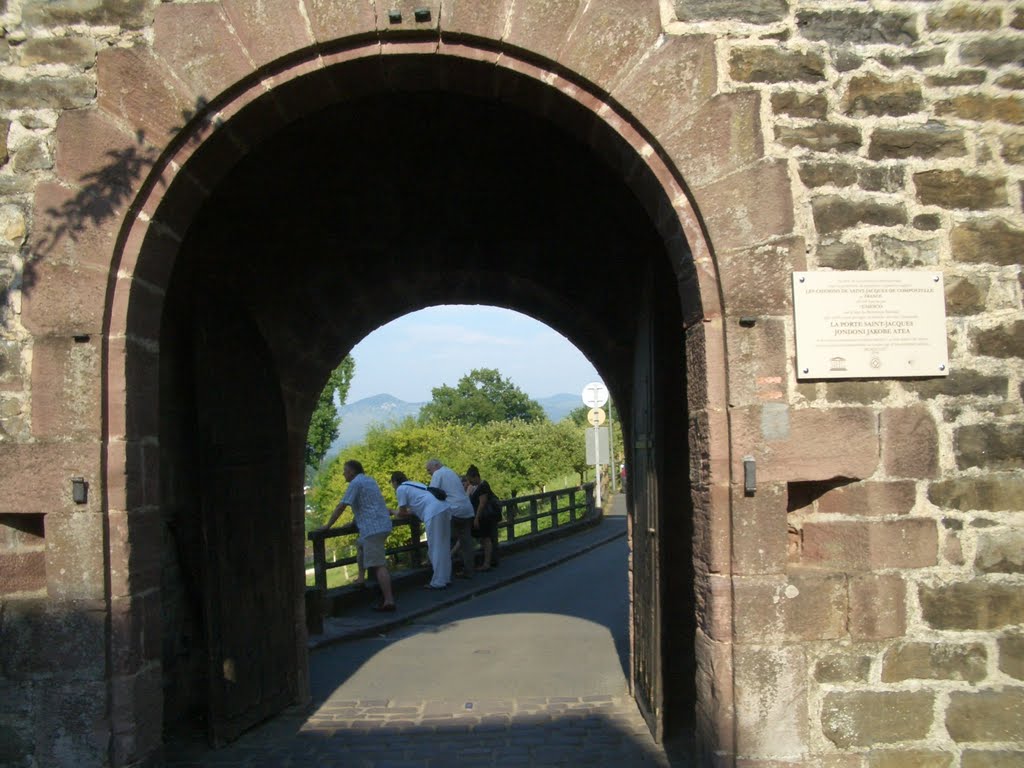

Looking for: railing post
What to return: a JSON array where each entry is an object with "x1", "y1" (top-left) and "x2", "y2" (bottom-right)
[
  {"x1": 409, "y1": 518, "x2": 424, "y2": 567},
  {"x1": 569, "y1": 488, "x2": 577, "y2": 522},
  {"x1": 550, "y1": 493, "x2": 559, "y2": 528},
  {"x1": 585, "y1": 483, "x2": 595, "y2": 516},
  {"x1": 530, "y1": 498, "x2": 538, "y2": 534},
  {"x1": 311, "y1": 532, "x2": 328, "y2": 593}
]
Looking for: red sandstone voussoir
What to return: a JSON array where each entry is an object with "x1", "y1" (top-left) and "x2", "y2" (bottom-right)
[
  {"x1": 504, "y1": 0, "x2": 579, "y2": 63},
  {"x1": 559, "y1": 0, "x2": 660, "y2": 94},
  {"x1": 30, "y1": 182, "x2": 121, "y2": 273},
  {"x1": 441, "y1": 0, "x2": 513, "y2": 40},
  {"x1": 153, "y1": 4, "x2": 253, "y2": 103},
  {"x1": 221, "y1": 0, "x2": 315, "y2": 71},
  {"x1": 304, "y1": 0, "x2": 377, "y2": 44},
  {"x1": 612, "y1": 34, "x2": 718, "y2": 140}
]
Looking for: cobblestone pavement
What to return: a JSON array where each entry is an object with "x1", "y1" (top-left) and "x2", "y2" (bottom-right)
[{"x1": 165, "y1": 695, "x2": 679, "y2": 766}]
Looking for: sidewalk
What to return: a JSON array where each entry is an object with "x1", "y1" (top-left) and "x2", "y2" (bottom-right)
[{"x1": 309, "y1": 493, "x2": 628, "y2": 650}]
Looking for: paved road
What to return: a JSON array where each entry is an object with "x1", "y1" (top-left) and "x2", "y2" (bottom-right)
[{"x1": 166, "y1": 517, "x2": 683, "y2": 766}]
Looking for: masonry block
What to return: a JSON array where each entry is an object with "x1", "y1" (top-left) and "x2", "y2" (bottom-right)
[
  {"x1": 730, "y1": 406, "x2": 879, "y2": 483},
  {"x1": 802, "y1": 519, "x2": 937, "y2": 570},
  {"x1": 668, "y1": 91, "x2": 765, "y2": 189},
  {"x1": 718, "y1": 238, "x2": 806, "y2": 321},
  {"x1": 735, "y1": 645, "x2": 809, "y2": 757},
  {"x1": 110, "y1": 663, "x2": 163, "y2": 767},
  {"x1": 46, "y1": 512, "x2": 106, "y2": 601},
  {"x1": 221, "y1": 0, "x2": 314, "y2": 70},
  {"x1": 30, "y1": 335, "x2": 102, "y2": 439},
  {"x1": 725, "y1": 317, "x2": 788, "y2": 409},
  {"x1": 785, "y1": 569, "x2": 847, "y2": 641},
  {"x1": 868, "y1": 749, "x2": 954, "y2": 768},
  {"x1": 505, "y1": 0, "x2": 585, "y2": 62},
  {"x1": 816, "y1": 480, "x2": 917, "y2": 517},
  {"x1": 822, "y1": 691, "x2": 934, "y2": 747},
  {"x1": 0, "y1": 598, "x2": 106, "y2": 680},
  {"x1": 613, "y1": 34, "x2": 718, "y2": 141},
  {"x1": 920, "y1": 580, "x2": 1024, "y2": 630},
  {"x1": 881, "y1": 642, "x2": 988, "y2": 683},
  {"x1": 440, "y1": 0, "x2": 514, "y2": 40},
  {"x1": 0, "y1": 443, "x2": 101, "y2": 515},
  {"x1": 304, "y1": 0, "x2": 378, "y2": 42},
  {"x1": 110, "y1": 591, "x2": 161, "y2": 676},
  {"x1": 108, "y1": 509, "x2": 162, "y2": 599},
  {"x1": 36, "y1": 679, "x2": 109, "y2": 766},
  {"x1": 881, "y1": 405, "x2": 939, "y2": 478},
  {"x1": 30, "y1": 180, "x2": 122, "y2": 276},
  {"x1": 0, "y1": 551, "x2": 46, "y2": 594},
  {"x1": 699, "y1": 160, "x2": 795, "y2": 252},
  {"x1": 732, "y1": 483, "x2": 788, "y2": 574},
  {"x1": 733, "y1": 576, "x2": 786, "y2": 642},
  {"x1": 21, "y1": 259, "x2": 109, "y2": 337},
  {"x1": 999, "y1": 632, "x2": 1024, "y2": 681},
  {"x1": 97, "y1": 46, "x2": 195, "y2": 147},
  {"x1": 946, "y1": 688, "x2": 1024, "y2": 743},
  {"x1": 849, "y1": 574, "x2": 906, "y2": 640},
  {"x1": 153, "y1": 3, "x2": 254, "y2": 100}
]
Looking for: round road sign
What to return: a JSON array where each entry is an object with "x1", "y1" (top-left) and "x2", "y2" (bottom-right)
[
  {"x1": 581, "y1": 381, "x2": 609, "y2": 408},
  {"x1": 587, "y1": 408, "x2": 606, "y2": 426}
]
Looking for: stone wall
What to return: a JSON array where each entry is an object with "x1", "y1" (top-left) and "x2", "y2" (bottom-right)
[{"x1": 0, "y1": 0, "x2": 1021, "y2": 766}]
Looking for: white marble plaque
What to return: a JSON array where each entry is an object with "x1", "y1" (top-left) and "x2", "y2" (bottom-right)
[{"x1": 793, "y1": 271, "x2": 949, "y2": 380}]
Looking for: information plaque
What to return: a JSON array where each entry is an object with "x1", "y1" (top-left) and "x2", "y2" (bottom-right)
[{"x1": 793, "y1": 271, "x2": 949, "y2": 380}]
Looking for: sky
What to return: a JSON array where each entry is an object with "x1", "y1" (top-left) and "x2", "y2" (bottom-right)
[{"x1": 345, "y1": 305, "x2": 602, "y2": 404}]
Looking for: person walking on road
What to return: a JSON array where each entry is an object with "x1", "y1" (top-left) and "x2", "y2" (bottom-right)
[
  {"x1": 319, "y1": 460, "x2": 396, "y2": 612},
  {"x1": 391, "y1": 471, "x2": 452, "y2": 589},
  {"x1": 427, "y1": 458, "x2": 475, "y2": 579}
]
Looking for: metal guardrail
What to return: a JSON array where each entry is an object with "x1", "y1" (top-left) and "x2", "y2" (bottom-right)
[{"x1": 306, "y1": 483, "x2": 596, "y2": 596}]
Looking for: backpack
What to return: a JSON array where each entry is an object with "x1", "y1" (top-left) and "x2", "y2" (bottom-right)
[{"x1": 402, "y1": 482, "x2": 446, "y2": 501}]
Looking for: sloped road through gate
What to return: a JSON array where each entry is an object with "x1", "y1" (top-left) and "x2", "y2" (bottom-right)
[{"x1": 166, "y1": 497, "x2": 688, "y2": 766}]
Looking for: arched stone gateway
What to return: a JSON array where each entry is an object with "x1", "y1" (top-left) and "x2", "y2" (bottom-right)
[{"x1": 3, "y1": 1, "x2": 1022, "y2": 767}]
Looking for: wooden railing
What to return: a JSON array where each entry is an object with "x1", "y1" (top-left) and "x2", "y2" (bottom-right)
[{"x1": 306, "y1": 483, "x2": 596, "y2": 595}]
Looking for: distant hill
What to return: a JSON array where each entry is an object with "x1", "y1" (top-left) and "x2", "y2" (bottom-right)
[{"x1": 324, "y1": 392, "x2": 582, "y2": 460}]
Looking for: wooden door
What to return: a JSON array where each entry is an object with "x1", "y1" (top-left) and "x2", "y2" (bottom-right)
[
  {"x1": 194, "y1": 293, "x2": 298, "y2": 745},
  {"x1": 631, "y1": 278, "x2": 664, "y2": 742}
]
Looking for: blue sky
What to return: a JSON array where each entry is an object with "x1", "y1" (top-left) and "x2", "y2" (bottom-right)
[{"x1": 345, "y1": 305, "x2": 602, "y2": 404}]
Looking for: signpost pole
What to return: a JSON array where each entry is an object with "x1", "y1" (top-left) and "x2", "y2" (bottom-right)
[
  {"x1": 594, "y1": 427, "x2": 602, "y2": 507},
  {"x1": 581, "y1": 382, "x2": 610, "y2": 510}
]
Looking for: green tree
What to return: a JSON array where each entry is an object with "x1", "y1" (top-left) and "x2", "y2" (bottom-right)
[
  {"x1": 305, "y1": 355, "x2": 356, "y2": 470},
  {"x1": 418, "y1": 368, "x2": 547, "y2": 427}
]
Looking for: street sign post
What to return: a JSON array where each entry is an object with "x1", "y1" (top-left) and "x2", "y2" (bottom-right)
[{"x1": 582, "y1": 382, "x2": 609, "y2": 506}]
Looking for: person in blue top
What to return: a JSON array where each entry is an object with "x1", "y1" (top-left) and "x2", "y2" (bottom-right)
[{"x1": 319, "y1": 460, "x2": 396, "y2": 612}]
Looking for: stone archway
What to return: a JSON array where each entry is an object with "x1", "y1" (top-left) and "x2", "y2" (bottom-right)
[{"x1": 43, "y1": 4, "x2": 792, "y2": 762}]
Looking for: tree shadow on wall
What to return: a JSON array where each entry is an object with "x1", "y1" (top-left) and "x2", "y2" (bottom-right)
[{"x1": 16, "y1": 96, "x2": 211, "y2": 299}]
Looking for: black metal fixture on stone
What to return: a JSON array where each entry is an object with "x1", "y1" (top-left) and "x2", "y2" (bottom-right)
[
  {"x1": 743, "y1": 456, "x2": 756, "y2": 496},
  {"x1": 414, "y1": 7, "x2": 431, "y2": 22},
  {"x1": 72, "y1": 477, "x2": 88, "y2": 504},
  {"x1": 739, "y1": 317, "x2": 756, "y2": 328},
  {"x1": 388, "y1": 9, "x2": 401, "y2": 23}
]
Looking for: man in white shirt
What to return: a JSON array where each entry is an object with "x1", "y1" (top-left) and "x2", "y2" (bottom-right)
[
  {"x1": 391, "y1": 471, "x2": 452, "y2": 589},
  {"x1": 426, "y1": 458, "x2": 475, "y2": 579}
]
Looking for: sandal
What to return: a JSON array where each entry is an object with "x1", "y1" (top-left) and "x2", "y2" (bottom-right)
[{"x1": 372, "y1": 603, "x2": 396, "y2": 612}]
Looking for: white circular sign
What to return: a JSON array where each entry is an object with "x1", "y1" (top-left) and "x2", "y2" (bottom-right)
[
  {"x1": 587, "y1": 407, "x2": 606, "y2": 426},
  {"x1": 581, "y1": 381, "x2": 609, "y2": 408}
]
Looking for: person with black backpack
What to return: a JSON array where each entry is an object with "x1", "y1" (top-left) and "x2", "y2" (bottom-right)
[{"x1": 391, "y1": 471, "x2": 452, "y2": 589}]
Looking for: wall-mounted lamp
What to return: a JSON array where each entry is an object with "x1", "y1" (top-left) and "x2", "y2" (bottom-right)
[
  {"x1": 743, "y1": 456, "x2": 756, "y2": 496},
  {"x1": 72, "y1": 477, "x2": 88, "y2": 504}
]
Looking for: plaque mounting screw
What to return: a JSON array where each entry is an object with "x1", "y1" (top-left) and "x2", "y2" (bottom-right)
[
  {"x1": 799, "y1": 276, "x2": 806, "y2": 283},
  {"x1": 802, "y1": 368, "x2": 809, "y2": 374},
  {"x1": 939, "y1": 364, "x2": 946, "y2": 371},
  {"x1": 933, "y1": 275, "x2": 940, "y2": 282}
]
